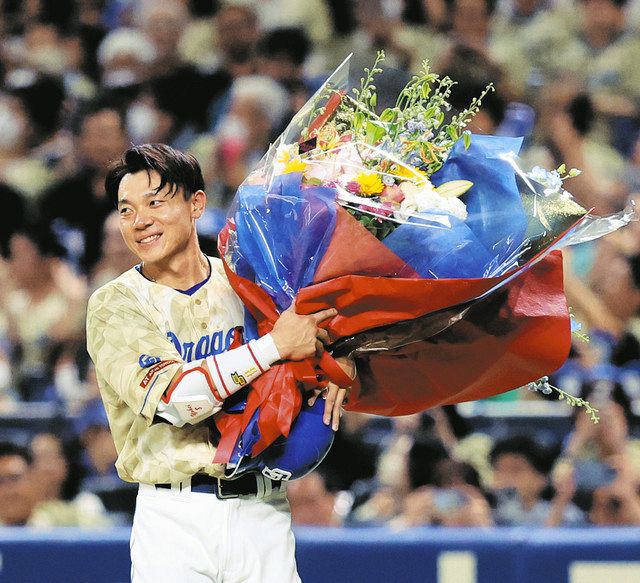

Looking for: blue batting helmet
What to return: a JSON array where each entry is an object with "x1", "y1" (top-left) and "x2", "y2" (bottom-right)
[{"x1": 225, "y1": 398, "x2": 334, "y2": 481}]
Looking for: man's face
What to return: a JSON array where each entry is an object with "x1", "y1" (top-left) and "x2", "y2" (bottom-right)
[
  {"x1": 514, "y1": 0, "x2": 544, "y2": 16},
  {"x1": 0, "y1": 455, "x2": 34, "y2": 525},
  {"x1": 215, "y1": 6, "x2": 258, "y2": 58},
  {"x1": 492, "y1": 453, "x2": 546, "y2": 499},
  {"x1": 581, "y1": 0, "x2": 625, "y2": 34},
  {"x1": 117, "y1": 170, "x2": 204, "y2": 266},
  {"x1": 79, "y1": 109, "x2": 128, "y2": 171},
  {"x1": 8, "y1": 233, "x2": 45, "y2": 287}
]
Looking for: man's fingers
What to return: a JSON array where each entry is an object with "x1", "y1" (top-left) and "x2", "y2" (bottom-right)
[
  {"x1": 323, "y1": 383, "x2": 349, "y2": 431},
  {"x1": 316, "y1": 328, "x2": 330, "y2": 345},
  {"x1": 331, "y1": 388, "x2": 348, "y2": 431},
  {"x1": 308, "y1": 386, "x2": 327, "y2": 407},
  {"x1": 308, "y1": 390, "x2": 319, "y2": 407},
  {"x1": 315, "y1": 339, "x2": 324, "y2": 358},
  {"x1": 310, "y1": 308, "x2": 337, "y2": 324}
]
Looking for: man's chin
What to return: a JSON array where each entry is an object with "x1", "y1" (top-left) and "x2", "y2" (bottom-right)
[{"x1": 137, "y1": 247, "x2": 167, "y2": 266}]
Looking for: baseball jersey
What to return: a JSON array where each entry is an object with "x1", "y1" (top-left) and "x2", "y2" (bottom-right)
[{"x1": 86, "y1": 257, "x2": 245, "y2": 485}]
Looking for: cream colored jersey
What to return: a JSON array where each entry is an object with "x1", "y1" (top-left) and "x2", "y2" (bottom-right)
[{"x1": 86, "y1": 257, "x2": 245, "y2": 485}]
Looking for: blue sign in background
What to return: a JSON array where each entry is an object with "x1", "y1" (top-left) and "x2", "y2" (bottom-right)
[{"x1": 1, "y1": 527, "x2": 639, "y2": 583}]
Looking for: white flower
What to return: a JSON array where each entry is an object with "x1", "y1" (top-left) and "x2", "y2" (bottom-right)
[
  {"x1": 396, "y1": 180, "x2": 467, "y2": 222},
  {"x1": 303, "y1": 145, "x2": 365, "y2": 185}
]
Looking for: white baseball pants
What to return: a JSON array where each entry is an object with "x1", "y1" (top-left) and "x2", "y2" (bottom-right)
[{"x1": 131, "y1": 483, "x2": 301, "y2": 583}]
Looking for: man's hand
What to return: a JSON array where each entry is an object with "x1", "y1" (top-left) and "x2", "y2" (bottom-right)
[
  {"x1": 308, "y1": 356, "x2": 356, "y2": 431},
  {"x1": 270, "y1": 304, "x2": 337, "y2": 361}
]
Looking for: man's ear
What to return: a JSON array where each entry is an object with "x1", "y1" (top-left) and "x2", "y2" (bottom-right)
[{"x1": 192, "y1": 190, "x2": 207, "y2": 219}]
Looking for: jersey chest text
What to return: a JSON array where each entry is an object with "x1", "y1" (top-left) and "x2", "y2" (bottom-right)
[{"x1": 166, "y1": 328, "x2": 236, "y2": 362}]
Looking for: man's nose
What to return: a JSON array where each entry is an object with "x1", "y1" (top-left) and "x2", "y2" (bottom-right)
[{"x1": 133, "y1": 211, "x2": 153, "y2": 229}]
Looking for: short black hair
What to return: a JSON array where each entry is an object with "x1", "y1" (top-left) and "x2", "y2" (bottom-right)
[
  {"x1": 0, "y1": 441, "x2": 32, "y2": 465},
  {"x1": 4, "y1": 221, "x2": 67, "y2": 260},
  {"x1": 258, "y1": 27, "x2": 311, "y2": 67},
  {"x1": 579, "y1": 0, "x2": 628, "y2": 7},
  {"x1": 567, "y1": 93, "x2": 594, "y2": 137},
  {"x1": 489, "y1": 435, "x2": 553, "y2": 476},
  {"x1": 105, "y1": 143, "x2": 205, "y2": 207},
  {"x1": 69, "y1": 96, "x2": 126, "y2": 136}
]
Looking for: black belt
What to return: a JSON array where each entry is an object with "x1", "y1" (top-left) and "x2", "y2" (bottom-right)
[{"x1": 155, "y1": 473, "x2": 282, "y2": 499}]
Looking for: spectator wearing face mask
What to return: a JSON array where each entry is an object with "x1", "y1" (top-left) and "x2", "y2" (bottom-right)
[
  {"x1": 203, "y1": 74, "x2": 289, "y2": 209},
  {"x1": 97, "y1": 27, "x2": 156, "y2": 92},
  {"x1": 0, "y1": 88, "x2": 58, "y2": 202}
]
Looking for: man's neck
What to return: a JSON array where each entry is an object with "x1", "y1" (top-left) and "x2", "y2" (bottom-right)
[{"x1": 141, "y1": 241, "x2": 210, "y2": 290}]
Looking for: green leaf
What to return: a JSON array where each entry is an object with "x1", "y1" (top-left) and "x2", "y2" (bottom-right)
[
  {"x1": 557, "y1": 163, "x2": 566, "y2": 174},
  {"x1": 370, "y1": 93, "x2": 377, "y2": 107},
  {"x1": 380, "y1": 108, "x2": 397, "y2": 122},
  {"x1": 446, "y1": 126, "x2": 458, "y2": 141},
  {"x1": 365, "y1": 120, "x2": 386, "y2": 144},
  {"x1": 463, "y1": 131, "x2": 472, "y2": 149}
]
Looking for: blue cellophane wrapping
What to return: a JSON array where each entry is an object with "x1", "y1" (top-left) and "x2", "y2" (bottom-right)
[
  {"x1": 233, "y1": 173, "x2": 338, "y2": 312},
  {"x1": 383, "y1": 135, "x2": 527, "y2": 278}
]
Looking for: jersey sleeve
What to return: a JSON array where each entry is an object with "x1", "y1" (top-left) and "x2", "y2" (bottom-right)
[{"x1": 86, "y1": 283, "x2": 183, "y2": 424}]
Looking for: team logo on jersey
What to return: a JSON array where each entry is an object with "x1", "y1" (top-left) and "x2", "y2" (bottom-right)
[
  {"x1": 231, "y1": 371, "x2": 247, "y2": 386},
  {"x1": 186, "y1": 404, "x2": 203, "y2": 418},
  {"x1": 139, "y1": 354, "x2": 162, "y2": 368},
  {"x1": 139, "y1": 359, "x2": 179, "y2": 388},
  {"x1": 166, "y1": 328, "x2": 236, "y2": 362}
]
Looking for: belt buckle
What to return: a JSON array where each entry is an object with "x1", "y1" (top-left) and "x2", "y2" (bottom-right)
[{"x1": 215, "y1": 477, "x2": 240, "y2": 500}]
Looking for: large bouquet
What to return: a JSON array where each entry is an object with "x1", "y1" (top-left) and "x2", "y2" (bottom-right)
[{"x1": 213, "y1": 54, "x2": 631, "y2": 477}]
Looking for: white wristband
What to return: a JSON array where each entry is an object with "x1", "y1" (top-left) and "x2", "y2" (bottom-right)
[
  {"x1": 155, "y1": 335, "x2": 281, "y2": 427},
  {"x1": 205, "y1": 334, "x2": 280, "y2": 398}
]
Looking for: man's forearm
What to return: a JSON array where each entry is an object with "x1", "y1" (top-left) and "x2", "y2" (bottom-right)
[{"x1": 156, "y1": 334, "x2": 281, "y2": 426}]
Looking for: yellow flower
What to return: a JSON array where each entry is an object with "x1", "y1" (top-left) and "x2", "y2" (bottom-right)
[
  {"x1": 282, "y1": 157, "x2": 307, "y2": 173},
  {"x1": 317, "y1": 124, "x2": 341, "y2": 151},
  {"x1": 391, "y1": 163, "x2": 428, "y2": 183},
  {"x1": 355, "y1": 172, "x2": 385, "y2": 197}
]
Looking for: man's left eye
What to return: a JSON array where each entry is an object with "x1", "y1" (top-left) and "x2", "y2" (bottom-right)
[{"x1": 150, "y1": 200, "x2": 162, "y2": 207}]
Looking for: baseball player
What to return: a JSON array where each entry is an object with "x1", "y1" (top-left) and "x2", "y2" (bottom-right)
[{"x1": 86, "y1": 144, "x2": 354, "y2": 582}]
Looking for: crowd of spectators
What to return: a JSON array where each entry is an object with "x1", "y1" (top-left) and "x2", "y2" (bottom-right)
[{"x1": 0, "y1": 0, "x2": 639, "y2": 529}]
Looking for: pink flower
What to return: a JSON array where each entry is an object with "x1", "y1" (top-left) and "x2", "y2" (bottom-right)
[
  {"x1": 346, "y1": 181, "x2": 361, "y2": 194},
  {"x1": 380, "y1": 184, "x2": 405, "y2": 203},
  {"x1": 359, "y1": 203, "x2": 394, "y2": 218}
]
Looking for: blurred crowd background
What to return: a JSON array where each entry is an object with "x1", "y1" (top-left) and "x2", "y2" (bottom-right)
[{"x1": 1, "y1": 0, "x2": 640, "y2": 531}]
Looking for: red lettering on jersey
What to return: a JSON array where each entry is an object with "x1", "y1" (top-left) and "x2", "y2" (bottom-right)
[
  {"x1": 140, "y1": 360, "x2": 179, "y2": 388},
  {"x1": 187, "y1": 404, "x2": 203, "y2": 417}
]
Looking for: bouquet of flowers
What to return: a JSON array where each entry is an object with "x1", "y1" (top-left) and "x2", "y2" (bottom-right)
[{"x1": 213, "y1": 53, "x2": 631, "y2": 477}]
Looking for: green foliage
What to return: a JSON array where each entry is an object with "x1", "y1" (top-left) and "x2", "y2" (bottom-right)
[
  {"x1": 345, "y1": 207, "x2": 399, "y2": 239},
  {"x1": 328, "y1": 51, "x2": 493, "y2": 175}
]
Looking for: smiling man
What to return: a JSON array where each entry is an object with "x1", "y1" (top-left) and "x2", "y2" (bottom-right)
[{"x1": 86, "y1": 143, "x2": 351, "y2": 582}]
